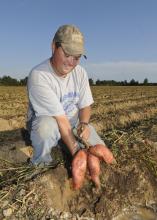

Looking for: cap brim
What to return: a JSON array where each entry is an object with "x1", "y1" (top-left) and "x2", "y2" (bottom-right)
[{"x1": 61, "y1": 43, "x2": 85, "y2": 56}]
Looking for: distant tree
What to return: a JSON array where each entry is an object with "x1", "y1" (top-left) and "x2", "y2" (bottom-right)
[
  {"x1": 89, "y1": 78, "x2": 94, "y2": 85},
  {"x1": 20, "y1": 77, "x2": 28, "y2": 86},
  {"x1": 130, "y1": 78, "x2": 136, "y2": 85},
  {"x1": 129, "y1": 78, "x2": 139, "y2": 86},
  {"x1": 124, "y1": 80, "x2": 128, "y2": 86},
  {"x1": 95, "y1": 79, "x2": 102, "y2": 85},
  {"x1": 143, "y1": 78, "x2": 148, "y2": 85}
]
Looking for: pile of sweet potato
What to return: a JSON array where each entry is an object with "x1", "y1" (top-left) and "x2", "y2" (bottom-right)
[{"x1": 72, "y1": 144, "x2": 116, "y2": 190}]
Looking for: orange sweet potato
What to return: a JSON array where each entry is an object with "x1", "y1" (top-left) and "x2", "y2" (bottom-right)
[
  {"x1": 89, "y1": 144, "x2": 116, "y2": 164},
  {"x1": 87, "y1": 153, "x2": 101, "y2": 188},
  {"x1": 72, "y1": 150, "x2": 87, "y2": 190}
]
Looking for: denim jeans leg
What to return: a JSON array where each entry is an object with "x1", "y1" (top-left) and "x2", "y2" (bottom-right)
[
  {"x1": 30, "y1": 116, "x2": 61, "y2": 165},
  {"x1": 87, "y1": 124, "x2": 105, "y2": 146}
]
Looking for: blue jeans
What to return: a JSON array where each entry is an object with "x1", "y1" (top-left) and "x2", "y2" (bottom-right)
[{"x1": 27, "y1": 116, "x2": 105, "y2": 165}]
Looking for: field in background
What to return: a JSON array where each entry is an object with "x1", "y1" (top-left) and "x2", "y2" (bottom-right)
[
  {"x1": 91, "y1": 86, "x2": 157, "y2": 132},
  {"x1": 1, "y1": 85, "x2": 157, "y2": 132},
  {"x1": 0, "y1": 86, "x2": 27, "y2": 131}
]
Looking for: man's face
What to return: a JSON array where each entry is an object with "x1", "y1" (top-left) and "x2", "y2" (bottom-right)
[{"x1": 52, "y1": 43, "x2": 81, "y2": 77}]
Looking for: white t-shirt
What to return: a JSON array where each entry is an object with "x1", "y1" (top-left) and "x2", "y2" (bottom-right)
[{"x1": 27, "y1": 58, "x2": 94, "y2": 127}]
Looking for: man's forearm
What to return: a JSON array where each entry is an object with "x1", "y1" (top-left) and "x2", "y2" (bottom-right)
[
  {"x1": 54, "y1": 115, "x2": 78, "y2": 155},
  {"x1": 79, "y1": 106, "x2": 91, "y2": 123}
]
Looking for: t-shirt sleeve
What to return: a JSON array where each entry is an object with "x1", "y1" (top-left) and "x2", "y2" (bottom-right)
[
  {"x1": 78, "y1": 69, "x2": 94, "y2": 109},
  {"x1": 28, "y1": 84, "x2": 65, "y2": 117}
]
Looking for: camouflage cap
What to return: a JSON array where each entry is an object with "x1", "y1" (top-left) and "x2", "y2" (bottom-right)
[{"x1": 53, "y1": 24, "x2": 86, "y2": 56}]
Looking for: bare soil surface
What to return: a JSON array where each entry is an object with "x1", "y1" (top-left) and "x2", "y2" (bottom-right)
[{"x1": 0, "y1": 117, "x2": 157, "y2": 220}]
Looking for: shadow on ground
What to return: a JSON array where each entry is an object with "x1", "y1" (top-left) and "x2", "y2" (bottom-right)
[{"x1": 0, "y1": 127, "x2": 72, "y2": 175}]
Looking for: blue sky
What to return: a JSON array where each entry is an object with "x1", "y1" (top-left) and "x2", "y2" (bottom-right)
[{"x1": 0, "y1": 0, "x2": 157, "y2": 82}]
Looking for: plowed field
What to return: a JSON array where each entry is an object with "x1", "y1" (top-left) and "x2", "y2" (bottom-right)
[{"x1": 0, "y1": 86, "x2": 157, "y2": 220}]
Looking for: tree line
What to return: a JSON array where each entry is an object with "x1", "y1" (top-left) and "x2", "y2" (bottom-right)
[
  {"x1": 89, "y1": 78, "x2": 157, "y2": 86},
  {"x1": 0, "y1": 76, "x2": 28, "y2": 86},
  {"x1": 0, "y1": 75, "x2": 157, "y2": 86}
]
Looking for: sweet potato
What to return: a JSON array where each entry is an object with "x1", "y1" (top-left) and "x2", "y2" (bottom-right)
[
  {"x1": 72, "y1": 150, "x2": 87, "y2": 190},
  {"x1": 89, "y1": 144, "x2": 116, "y2": 164},
  {"x1": 87, "y1": 153, "x2": 101, "y2": 188}
]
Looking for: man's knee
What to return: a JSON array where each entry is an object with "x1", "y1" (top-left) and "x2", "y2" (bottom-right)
[{"x1": 34, "y1": 116, "x2": 59, "y2": 139}]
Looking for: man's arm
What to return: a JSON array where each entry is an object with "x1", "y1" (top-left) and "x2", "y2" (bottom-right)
[
  {"x1": 77, "y1": 106, "x2": 91, "y2": 139},
  {"x1": 54, "y1": 115, "x2": 79, "y2": 156},
  {"x1": 79, "y1": 105, "x2": 91, "y2": 123}
]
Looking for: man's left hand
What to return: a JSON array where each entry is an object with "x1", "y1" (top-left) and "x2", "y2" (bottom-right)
[{"x1": 77, "y1": 123, "x2": 90, "y2": 140}]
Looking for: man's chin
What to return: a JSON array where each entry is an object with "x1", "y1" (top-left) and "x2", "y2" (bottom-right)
[
  {"x1": 56, "y1": 66, "x2": 74, "y2": 77},
  {"x1": 58, "y1": 71, "x2": 70, "y2": 77},
  {"x1": 62, "y1": 68, "x2": 73, "y2": 75}
]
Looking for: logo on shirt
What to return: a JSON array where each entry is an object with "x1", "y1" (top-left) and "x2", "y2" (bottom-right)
[{"x1": 61, "y1": 91, "x2": 79, "y2": 115}]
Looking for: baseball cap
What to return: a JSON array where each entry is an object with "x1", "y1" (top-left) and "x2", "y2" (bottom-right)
[{"x1": 53, "y1": 24, "x2": 86, "y2": 58}]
